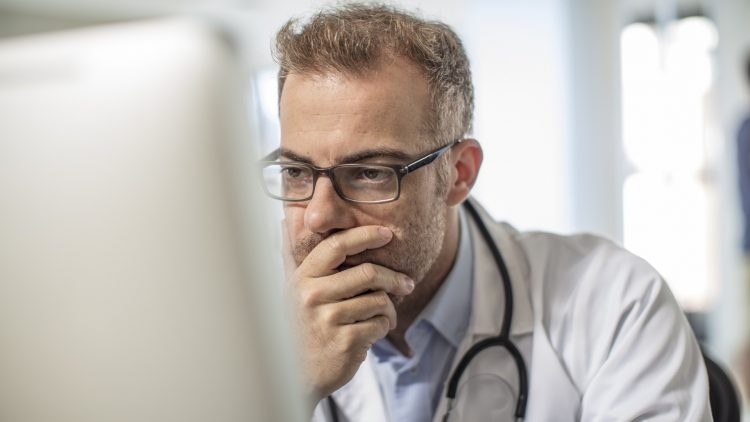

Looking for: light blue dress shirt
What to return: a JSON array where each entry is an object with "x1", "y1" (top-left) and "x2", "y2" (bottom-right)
[{"x1": 370, "y1": 210, "x2": 474, "y2": 422}]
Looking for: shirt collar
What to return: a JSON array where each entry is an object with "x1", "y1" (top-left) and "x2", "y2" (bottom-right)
[{"x1": 414, "y1": 208, "x2": 474, "y2": 348}]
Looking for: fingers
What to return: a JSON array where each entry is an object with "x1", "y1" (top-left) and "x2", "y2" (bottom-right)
[
  {"x1": 321, "y1": 263, "x2": 415, "y2": 301},
  {"x1": 299, "y1": 226, "x2": 393, "y2": 276},
  {"x1": 345, "y1": 316, "x2": 392, "y2": 349},
  {"x1": 286, "y1": 226, "x2": 412, "y2": 400},
  {"x1": 322, "y1": 290, "x2": 398, "y2": 329}
]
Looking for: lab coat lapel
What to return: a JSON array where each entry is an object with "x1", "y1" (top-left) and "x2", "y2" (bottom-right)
[
  {"x1": 523, "y1": 329, "x2": 581, "y2": 421},
  {"x1": 466, "y1": 198, "x2": 534, "y2": 338},
  {"x1": 432, "y1": 199, "x2": 534, "y2": 421},
  {"x1": 462, "y1": 201, "x2": 581, "y2": 421},
  {"x1": 330, "y1": 350, "x2": 389, "y2": 422}
]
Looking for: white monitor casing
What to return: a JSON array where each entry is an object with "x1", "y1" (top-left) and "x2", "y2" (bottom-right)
[{"x1": 0, "y1": 18, "x2": 302, "y2": 422}]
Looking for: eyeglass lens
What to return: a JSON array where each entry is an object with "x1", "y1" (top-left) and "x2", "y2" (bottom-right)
[{"x1": 261, "y1": 163, "x2": 399, "y2": 202}]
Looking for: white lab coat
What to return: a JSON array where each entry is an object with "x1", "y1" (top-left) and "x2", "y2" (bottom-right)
[{"x1": 312, "y1": 199, "x2": 712, "y2": 421}]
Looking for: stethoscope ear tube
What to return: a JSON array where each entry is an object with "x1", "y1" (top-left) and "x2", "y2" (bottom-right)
[
  {"x1": 463, "y1": 200, "x2": 514, "y2": 337},
  {"x1": 327, "y1": 395, "x2": 339, "y2": 422},
  {"x1": 441, "y1": 201, "x2": 528, "y2": 419}
]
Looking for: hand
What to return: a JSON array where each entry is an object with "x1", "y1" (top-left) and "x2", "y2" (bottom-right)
[{"x1": 283, "y1": 225, "x2": 415, "y2": 403}]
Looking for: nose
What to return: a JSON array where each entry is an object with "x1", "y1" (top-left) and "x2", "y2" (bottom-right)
[{"x1": 304, "y1": 176, "x2": 356, "y2": 236}]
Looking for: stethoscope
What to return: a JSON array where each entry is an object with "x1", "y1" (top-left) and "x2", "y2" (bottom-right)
[{"x1": 326, "y1": 200, "x2": 528, "y2": 421}]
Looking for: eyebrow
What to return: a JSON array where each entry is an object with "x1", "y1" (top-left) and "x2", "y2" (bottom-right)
[{"x1": 277, "y1": 147, "x2": 413, "y2": 165}]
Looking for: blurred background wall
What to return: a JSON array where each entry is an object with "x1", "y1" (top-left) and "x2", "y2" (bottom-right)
[{"x1": 2, "y1": 0, "x2": 749, "y2": 414}]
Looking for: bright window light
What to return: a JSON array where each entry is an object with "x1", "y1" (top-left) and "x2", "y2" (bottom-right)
[{"x1": 620, "y1": 16, "x2": 719, "y2": 311}]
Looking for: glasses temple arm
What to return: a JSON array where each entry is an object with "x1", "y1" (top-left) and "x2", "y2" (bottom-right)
[{"x1": 403, "y1": 139, "x2": 462, "y2": 174}]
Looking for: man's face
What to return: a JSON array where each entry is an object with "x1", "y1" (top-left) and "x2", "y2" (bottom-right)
[{"x1": 279, "y1": 58, "x2": 449, "y2": 285}]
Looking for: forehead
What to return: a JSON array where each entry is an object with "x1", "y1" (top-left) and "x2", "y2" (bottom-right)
[{"x1": 278, "y1": 58, "x2": 432, "y2": 164}]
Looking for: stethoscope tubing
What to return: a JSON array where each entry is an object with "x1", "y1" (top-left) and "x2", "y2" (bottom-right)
[{"x1": 444, "y1": 200, "x2": 528, "y2": 419}]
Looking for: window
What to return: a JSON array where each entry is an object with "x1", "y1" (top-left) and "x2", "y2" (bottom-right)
[{"x1": 620, "y1": 17, "x2": 719, "y2": 311}]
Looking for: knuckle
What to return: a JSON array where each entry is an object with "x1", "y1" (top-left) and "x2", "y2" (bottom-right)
[
  {"x1": 359, "y1": 263, "x2": 377, "y2": 281},
  {"x1": 374, "y1": 316, "x2": 390, "y2": 334},
  {"x1": 339, "y1": 330, "x2": 358, "y2": 353},
  {"x1": 299, "y1": 288, "x2": 321, "y2": 308},
  {"x1": 371, "y1": 291, "x2": 389, "y2": 309},
  {"x1": 322, "y1": 306, "x2": 341, "y2": 325},
  {"x1": 325, "y1": 236, "x2": 343, "y2": 256},
  {"x1": 286, "y1": 270, "x2": 304, "y2": 288}
]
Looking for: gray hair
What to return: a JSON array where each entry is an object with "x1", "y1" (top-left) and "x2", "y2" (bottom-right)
[{"x1": 273, "y1": 2, "x2": 474, "y2": 147}]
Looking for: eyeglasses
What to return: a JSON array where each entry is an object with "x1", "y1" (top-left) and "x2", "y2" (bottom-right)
[{"x1": 260, "y1": 140, "x2": 461, "y2": 204}]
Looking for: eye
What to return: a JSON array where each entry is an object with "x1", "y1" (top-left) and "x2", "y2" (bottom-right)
[
  {"x1": 355, "y1": 167, "x2": 393, "y2": 182},
  {"x1": 362, "y1": 168, "x2": 385, "y2": 180},
  {"x1": 283, "y1": 167, "x2": 304, "y2": 179}
]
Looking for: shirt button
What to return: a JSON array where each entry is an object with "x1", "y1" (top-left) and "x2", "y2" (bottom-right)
[{"x1": 410, "y1": 367, "x2": 418, "y2": 375}]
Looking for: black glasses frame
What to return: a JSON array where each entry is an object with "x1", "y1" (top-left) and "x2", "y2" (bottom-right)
[{"x1": 260, "y1": 139, "x2": 461, "y2": 204}]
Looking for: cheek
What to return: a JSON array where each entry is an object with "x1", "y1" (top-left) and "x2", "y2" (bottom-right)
[
  {"x1": 393, "y1": 176, "x2": 437, "y2": 218},
  {"x1": 401, "y1": 166, "x2": 439, "y2": 198},
  {"x1": 377, "y1": 207, "x2": 414, "y2": 240},
  {"x1": 384, "y1": 178, "x2": 442, "y2": 240}
]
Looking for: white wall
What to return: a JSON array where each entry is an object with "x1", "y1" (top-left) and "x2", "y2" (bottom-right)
[
  {"x1": 564, "y1": 0, "x2": 624, "y2": 242},
  {"x1": 463, "y1": 0, "x2": 574, "y2": 235}
]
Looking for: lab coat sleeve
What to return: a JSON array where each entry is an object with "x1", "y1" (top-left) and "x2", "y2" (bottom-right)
[{"x1": 556, "y1": 240, "x2": 712, "y2": 421}]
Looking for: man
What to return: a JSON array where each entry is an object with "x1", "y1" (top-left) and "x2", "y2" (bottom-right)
[{"x1": 262, "y1": 4, "x2": 711, "y2": 421}]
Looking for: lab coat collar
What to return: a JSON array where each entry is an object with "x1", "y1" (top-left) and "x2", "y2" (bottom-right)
[{"x1": 465, "y1": 197, "x2": 534, "y2": 337}]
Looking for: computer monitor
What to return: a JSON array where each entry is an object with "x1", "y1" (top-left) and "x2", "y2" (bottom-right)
[{"x1": 0, "y1": 17, "x2": 303, "y2": 422}]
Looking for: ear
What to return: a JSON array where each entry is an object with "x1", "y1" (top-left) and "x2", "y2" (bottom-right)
[{"x1": 445, "y1": 138, "x2": 483, "y2": 206}]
